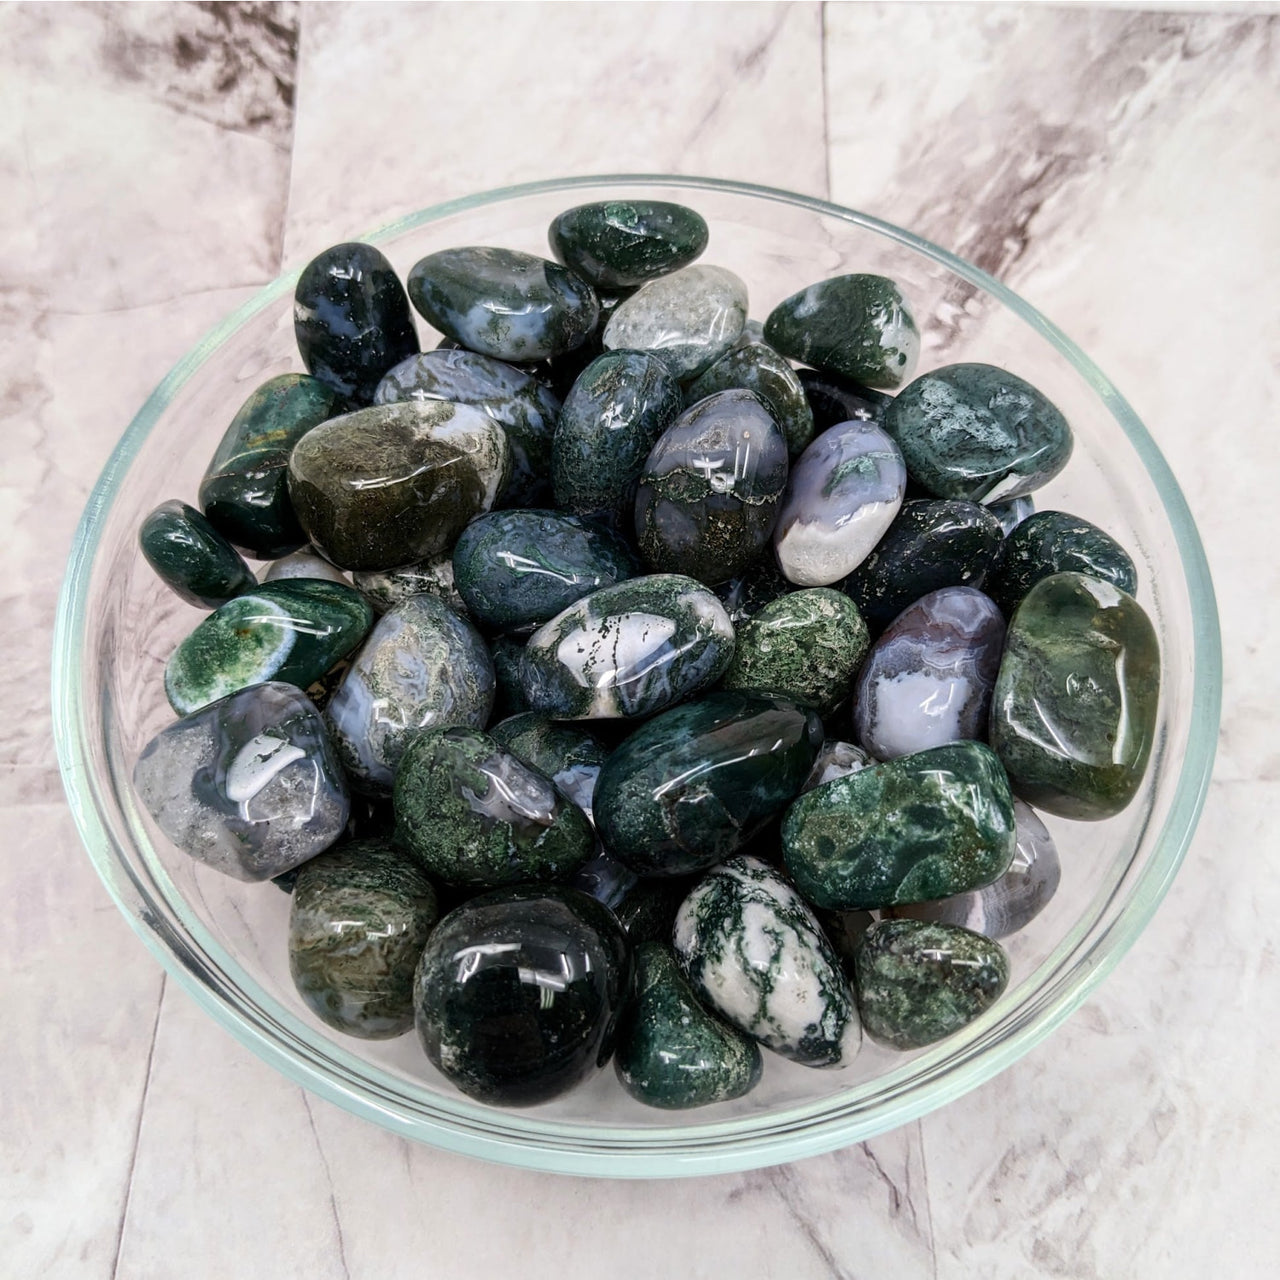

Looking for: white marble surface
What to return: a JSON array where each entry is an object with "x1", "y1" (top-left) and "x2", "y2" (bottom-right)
[{"x1": 0, "y1": 3, "x2": 1275, "y2": 1276}]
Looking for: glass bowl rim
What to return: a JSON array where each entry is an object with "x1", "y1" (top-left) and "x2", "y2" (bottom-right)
[{"x1": 51, "y1": 173, "x2": 1222, "y2": 1178}]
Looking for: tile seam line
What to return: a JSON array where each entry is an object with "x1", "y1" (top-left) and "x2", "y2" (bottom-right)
[{"x1": 821, "y1": 0, "x2": 832, "y2": 200}]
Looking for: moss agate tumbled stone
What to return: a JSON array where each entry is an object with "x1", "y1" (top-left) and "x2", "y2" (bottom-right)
[
  {"x1": 522, "y1": 574, "x2": 736, "y2": 719},
  {"x1": 139, "y1": 500, "x2": 255, "y2": 608},
  {"x1": 552, "y1": 350, "x2": 683, "y2": 526},
  {"x1": 796, "y1": 367, "x2": 893, "y2": 431},
  {"x1": 294, "y1": 242, "x2": 419, "y2": 405},
  {"x1": 781, "y1": 742, "x2": 1016, "y2": 911},
  {"x1": 883, "y1": 363, "x2": 1073, "y2": 502},
  {"x1": 453, "y1": 509, "x2": 638, "y2": 633},
  {"x1": 288, "y1": 400, "x2": 510, "y2": 570},
  {"x1": 199, "y1": 373, "x2": 340, "y2": 559},
  {"x1": 985, "y1": 509, "x2": 1138, "y2": 617},
  {"x1": 721, "y1": 588, "x2": 868, "y2": 716},
  {"x1": 133, "y1": 681, "x2": 349, "y2": 881},
  {"x1": 549, "y1": 200, "x2": 709, "y2": 290},
  {"x1": 413, "y1": 885, "x2": 629, "y2": 1106},
  {"x1": 764, "y1": 274, "x2": 919, "y2": 391},
  {"x1": 715, "y1": 555, "x2": 794, "y2": 625},
  {"x1": 853, "y1": 919, "x2": 1010, "y2": 1050},
  {"x1": 393, "y1": 726, "x2": 594, "y2": 889},
  {"x1": 261, "y1": 547, "x2": 350, "y2": 585},
  {"x1": 615, "y1": 943, "x2": 762, "y2": 1110},
  {"x1": 685, "y1": 342, "x2": 816, "y2": 455},
  {"x1": 164, "y1": 579, "x2": 373, "y2": 715},
  {"x1": 594, "y1": 690, "x2": 822, "y2": 878},
  {"x1": 289, "y1": 839, "x2": 439, "y2": 1039},
  {"x1": 489, "y1": 713, "x2": 609, "y2": 820},
  {"x1": 635, "y1": 389, "x2": 789, "y2": 585},
  {"x1": 408, "y1": 246, "x2": 599, "y2": 363},
  {"x1": 352, "y1": 556, "x2": 465, "y2": 616},
  {"x1": 674, "y1": 855, "x2": 861, "y2": 1068},
  {"x1": 990, "y1": 572, "x2": 1159, "y2": 820},
  {"x1": 802, "y1": 740, "x2": 875, "y2": 793}
]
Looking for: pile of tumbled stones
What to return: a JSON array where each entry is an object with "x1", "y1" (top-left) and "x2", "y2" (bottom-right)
[{"x1": 134, "y1": 200, "x2": 1158, "y2": 1110}]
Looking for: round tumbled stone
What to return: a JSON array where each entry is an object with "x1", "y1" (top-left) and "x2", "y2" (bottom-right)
[{"x1": 549, "y1": 200, "x2": 709, "y2": 290}]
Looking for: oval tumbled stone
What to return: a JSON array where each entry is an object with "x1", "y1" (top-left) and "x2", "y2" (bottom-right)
[
  {"x1": 549, "y1": 200, "x2": 709, "y2": 290},
  {"x1": 139, "y1": 500, "x2": 255, "y2": 608},
  {"x1": 781, "y1": 741, "x2": 1017, "y2": 911},
  {"x1": 594, "y1": 690, "x2": 823, "y2": 878},
  {"x1": 407, "y1": 246, "x2": 599, "y2": 363},
  {"x1": 685, "y1": 341, "x2": 816, "y2": 455},
  {"x1": 522, "y1": 574, "x2": 736, "y2": 720},
  {"x1": 989, "y1": 571, "x2": 1159, "y2": 820}
]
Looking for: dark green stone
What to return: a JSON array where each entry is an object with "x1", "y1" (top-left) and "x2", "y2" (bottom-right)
[
  {"x1": 164, "y1": 580, "x2": 374, "y2": 715},
  {"x1": 715, "y1": 555, "x2": 794, "y2": 625},
  {"x1": 883, "y1": 363, "x2": 1073, "y2": 502},
  {"x1": 796, "y1": 367, "x2": 893, "y2": 430},
  {"x1": 452, "y1": 509, "x2": 639, "y2": 633},
  {"x1": 985, "y1": 510, "x2": 1138, "y2": 617},
  {"x1": 853, "y1": 919, "x2": 1009, "y2": 1049},
  {"x1": 763, "y1": 274, "x2": 919, "y2": 391},
  {"x1": 781, "y1": 742, "x2": 1016, "y2": 910},
  {"x1": 720, "y1": 588, "x2": 868, "y2": 715},
  {"x1": 288, "y1": 839, "x2": 439, "y2": 1039},
  {"x1": 549, "y1": 201, "x2": 709, "y2": 290},
  {"x1": 571, "y1": 850, "x2": 692, "y2": 944},
  {"x1": 393, "y1": 726, "x2": 595, "y2": 889},
  {"x1": 413, "y1": 884, "x2": 629, "y2": 1106},
  {"x1": 199, "y1": 373, "x2": 340, "y2": 559},
  {"x1": 489, "y1": 712, "x2": 608, "y2": 818},
  {"x1": 407, "y1": 246, "x2": 599, "y2": 363},
  {"x1": 489, "y1": 636, "x2": 532, "y2": 718},
  {"x1": 595, "y1": 690, "x2": 822, "y2": 877},
  {"x1": 842, "y1": 499, "x2": 1004, "y2": 633},
  {"x1": 552, "y1": 350, "x2": 682, "y2": 526},
  {"x1": 684, "y1": 342, "x2": 816, "y2": 454},
  {"x1": 294, "y1": 242, "x2": 419, "y2": 405},
  {"x1": 139, "y1": 500, "x2": 255, "y2": 608},
  {"x1": 615, "y1": 942, "x2": 762, "y2": 1109},
  {"x1": 287, "y1": 400, "x2": 509, "y2": 570},
  {"x1": 989, "y1": 572, "x2": 1159, "y2": 819}
]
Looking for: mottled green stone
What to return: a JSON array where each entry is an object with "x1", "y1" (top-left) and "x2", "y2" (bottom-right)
[
  {"x1": 684, "y1": 341, "x2": 816, "y2": 454},
  {"x1": 549, "y1": 200, "x2": 709, "y2": 291},
  {"x1": 615, "y1": 942, "x2": 762, "y2": 1109},
  {"x1": 721, "y1": 588, "x2": 868, "y2": 715},
  {"x1": 164, "y1": 580, "x2": 374, "y2": 715},
  {"x1": 853, "y1": 919, "x2": 1009, "y2": 1049},
  {"x1": 288, "y1": 839, "x2": 439, "y2": 1039},
  {"x1": 139, "y1": 500, "x2": 255, "y2": 608},
  {"x1": 883, "y1": 363, "x2": 1073, "y2": 502},
  {"x1": 552, "y1": 350, "x2": 683, "y2": 526},
  {"x1": 985, "y1": 510, "x2": 1138, "y2": 617},
  {"x1": 764, "y1": 274, "x2": 919, "y2": 391},
  {"x1": 990, "y1": 572, "x2": 1159, "y2": 819},
  {"x1": 781, "y1": 742, "x2": 1017, "y2": 911},
  {"x1": 489, "y1": 713, "x2": 608, "y2": 818},
  {"x1": 199, "y1": 373, "x2": 340, "y2": 559},
  {"x1": 393, "y1": 726, "x2": 595, "y2": 889}
]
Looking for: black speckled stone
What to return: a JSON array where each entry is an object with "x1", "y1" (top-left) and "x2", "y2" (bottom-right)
[
  {"x1": 549, "y1": 200, "x2": 709, "y2": 291},
  {"x1": 413, "y1": 884, "x2": 629, "y2": 1106},
  {"x1": 288, "y1": 839, "x2": 439, "y2": 1039},
  {"x1": 853, "y1": 919, "x2": 1009, "y2": 1049},
  {"x1": 139, "y1": 500, "x2": 255, "y2": 608},
  {"x1": 685, "y1": 342, "x2": 816, "y2": 455},
  {"x1": 796, "y1": 367, "x2": 893, "y2": 431},
  {"x1": 294, "y1": 242, "x2": 420, "y2": 405},
  {"x1": 615, "y1": 942, "x2": 762, "y2": 1109}
]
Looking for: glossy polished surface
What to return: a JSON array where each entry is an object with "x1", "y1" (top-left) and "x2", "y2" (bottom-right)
[
  {"x1": 138, "y1": 500, "x2": 255, "y2": 608},
  {"x1": 685, "y1": 342, "x2": 816, "y2": 455},
  {"x1": 549, "y1": 200, "x2": 709, "y2": 290}
]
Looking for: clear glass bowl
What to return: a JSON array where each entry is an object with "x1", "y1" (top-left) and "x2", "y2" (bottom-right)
[{"x1": 52, "y1": 176, "x2": 1221, "y2": 1177}]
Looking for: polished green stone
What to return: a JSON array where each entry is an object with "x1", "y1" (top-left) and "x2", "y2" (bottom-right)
[
  {"x1": 294, "y1": 242, "x2": 420, "y2": 405},
  {"x1": 842, "y1": 499, "x2": 1004, "y2": 633},
  {"x1": 684, "y1": 341, "x2": 816, "y2": 454},
  {"x1": 615, "y1": 942, "x2": 762, "y2": 1109},
  {"x1": 164, "y1": 580, "x2": 374, "y2": 715},
  {"x1": 393, "y1": 726, "x2": 595, "y2": 889},
  {"x1": 781, "y1": 742, "x2": 1016, "y2": 910},
  {"x1": 989, "y1": 572, "x2": 1159, "y2": 819},
  {"x1": 985, "y1": 510, "x2": 1138, "y2": 617},
  {"x1": 720, "y1": 588, "x2": 868, "y2": 716},
  {"x1": 595, "y1": 690, "x2": 822, "y2": 877},
  {"x1": 714, "y1": 554, "x2": 795, "y2": 625},
  {"x1": 452, "y1": 509, "x2": 639, "y2": 633},
  {"x1": 287, "y1": 400, "x2": 510, "y2": 570},
  {"x1": 139, "y1": 500, "x2": 255, "y2": 608},
  {"x1": 763, "y1": 274, "x2": 919, "y2": 391},
  {"x1": 549, "y1": 201, "x2": 709, "y2": 291},
  {"x1": 853, "y1": 919, "x2": 1009, "y2": 1049},
  {"x1": 199, "y1": 373, "x2": 340, "y2": 559},
  {"x1": 552, "y1": 350, "x2": 682, "y2": 527},
  {"x1": 288, "y1": 839, "x2": 439, "y2": 1039},
  {"x1": 883, "y1": 363, "x2": 1073, "y2": 502},
  {"x1": 489, "y1": 713, "x2": 608, "y2": 818}
]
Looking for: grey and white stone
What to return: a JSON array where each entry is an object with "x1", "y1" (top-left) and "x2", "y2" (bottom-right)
[
  {"x1": 260, "y1": 548, "x2": 350, "y2": 585},
  {"x1": 802, "y1": 740, "x2": 876, "y2": 793},
  {"x1": 352, "y1": 556, "x2": 467, "y2": 616}
]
